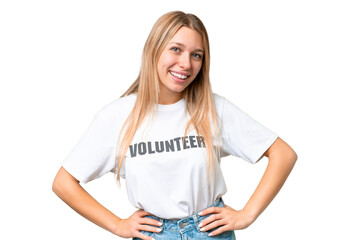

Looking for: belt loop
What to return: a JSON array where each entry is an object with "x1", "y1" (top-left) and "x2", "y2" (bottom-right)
[{"x1": 193, "y1": 213, "x2": 198, "y2": 224}]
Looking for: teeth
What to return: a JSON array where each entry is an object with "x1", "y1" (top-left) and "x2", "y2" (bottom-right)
[{"x1": 170, "y1": 71, "x2": 188, "y2": 79}]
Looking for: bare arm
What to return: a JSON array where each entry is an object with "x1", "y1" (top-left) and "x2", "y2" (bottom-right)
[
  {"x1": 52, "y1": 167, "x2": 122, "y2": 234},
  {"x1": 242, "y1": 137, "x2": 298, "y2": 222},
  {"x1": 197, "y1": 137, "x2": 298, "y2": 235},
  {"x1": 52, "y1": 167, "x2": 162, "y2": 239}
]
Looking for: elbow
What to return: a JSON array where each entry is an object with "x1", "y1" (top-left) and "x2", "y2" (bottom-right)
[
  {"x1": 289, "y1": 144, "x2": 298, "y2": 163},
  {"x1": 52, "y1": 167, "x2": 78, "y2": 197},
  {"x1": 284, "y1": 147, "x2": 298, "y2": 172},
  {"x1": 282, "y1": 137, "x2": 298, "y2": 164},
  {"x1": 290, "y1": 149, "x2": 298, "y2": 168},
  {"x1": 268, "y1": 137, "x2": 298, "y2": 163},
  {"x1": 293, "y1": 150, "x2": 298, "y2": 162},
  {"x1": 52, "y1": 174, "x2": 62, "y2": 196},
  {"x1": 269, "y1": 138, "x2": 298, "y2": 168},
  {"x1": 284, "y1": 145, "x2": 297, "y2": 166}
]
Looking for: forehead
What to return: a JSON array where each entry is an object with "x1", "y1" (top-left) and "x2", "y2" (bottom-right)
[{"x1": 168, "y1": 27, "x2": 203, "y2": 50}]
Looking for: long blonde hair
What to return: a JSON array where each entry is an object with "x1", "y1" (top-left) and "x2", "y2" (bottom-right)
[{"x1": 116, "y1": 11, "x2": 222, "y2": 187}]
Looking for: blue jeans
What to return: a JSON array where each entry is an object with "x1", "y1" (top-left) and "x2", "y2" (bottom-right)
[{"x1": 133, "y1": 197, "x2": 236, "y2": 240}]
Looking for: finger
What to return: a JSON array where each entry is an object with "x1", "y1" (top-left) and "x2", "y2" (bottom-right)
[
  {"x1": 199, "y1": 219, "x2": 225, "y2": 232},
  {"x1": 199, "y1": 206, "x2": 222, "y2": 216},
  {"x1": 198, "y1": 213, "x2": 221, "y2": 227},
  {"x1": 141, "y1": 217, "x2": 163, "y2": 227},
  {"x1": 140, "y1": 224, "x2": 162, "y2": 234},
  {"x1": 208, "y1": 225, "x2": 230, "y2": 237},
  {"x1": 135, "y1": 231, "x2": 155, "y2": 240}
]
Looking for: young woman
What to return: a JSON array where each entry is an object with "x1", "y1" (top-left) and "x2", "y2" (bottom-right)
[{"x1": 52, "y1": 11, "x2": 297, "y2": 240}]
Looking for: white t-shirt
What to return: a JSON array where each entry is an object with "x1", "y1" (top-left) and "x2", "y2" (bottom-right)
[{"x1": 62, "y1": 93, "x2": 278, "y2": 219}]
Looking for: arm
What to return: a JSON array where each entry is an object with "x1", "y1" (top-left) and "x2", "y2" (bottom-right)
[
  {"x1": 197, "y1": 137, "x2": 297, "y2": 235},
  {"x1": 52, "y1": 167, "x2": 162, "y2": 240},
  {"x1": 52, "y1": 167, "x2": 122, "y2": 234},
  {"x1": 242, "y1": 137, "x2": 298, "y2": 223}
]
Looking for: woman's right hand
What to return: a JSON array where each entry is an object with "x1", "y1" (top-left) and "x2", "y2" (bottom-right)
[
  {"x1": 52, "y1": 167, "x2": 162, "y2": 240},
  {"x1": 114, "y1": 209, "x2": 163, "y2": 240}
]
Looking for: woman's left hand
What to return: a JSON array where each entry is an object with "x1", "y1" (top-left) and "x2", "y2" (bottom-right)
[{"x1": 197, "y1": 204, "x2": 254, "y2": 236}]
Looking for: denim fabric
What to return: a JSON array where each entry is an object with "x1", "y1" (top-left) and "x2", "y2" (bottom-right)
[{"x1": 133, "y1": 197, "x2": 236, "y2": 240}]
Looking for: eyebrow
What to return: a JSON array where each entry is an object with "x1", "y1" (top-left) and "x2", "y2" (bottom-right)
[{"x1": 169, "y1": 42, "x2": 204, "y2": 53}]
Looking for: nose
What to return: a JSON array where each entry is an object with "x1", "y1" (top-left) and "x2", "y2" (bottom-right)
[{"x1": 178, "y1": 53, "x2": 191, "y2": 70}]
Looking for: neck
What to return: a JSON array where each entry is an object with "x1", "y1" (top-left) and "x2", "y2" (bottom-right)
[{"x1": 158, "y1": 92, "x2": 183, "y2": 105}]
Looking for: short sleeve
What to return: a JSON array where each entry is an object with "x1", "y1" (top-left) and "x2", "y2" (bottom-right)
[
  {"x1": 220, "y1": 97, "x2": 279, "y2": 164},
  {"x1": 62, "y1": 110, "x2": 116, "y2": 183}
]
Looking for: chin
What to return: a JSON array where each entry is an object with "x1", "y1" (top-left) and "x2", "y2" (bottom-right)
[
  {"x1": 172, "y1": 86, "x2": 187, "y2": 93},
  {"x1": 165, "y1": 83, "x2": 185, "y2": 93}
]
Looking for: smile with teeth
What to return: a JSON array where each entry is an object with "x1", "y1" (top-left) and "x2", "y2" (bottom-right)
[{"x1": 169, "y1": 71, "x2": 189, "y2": 80}]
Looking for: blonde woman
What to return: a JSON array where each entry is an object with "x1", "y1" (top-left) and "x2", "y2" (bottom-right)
[{"x1": 52, "y1": 11, "x2": 297, "y2": 240}]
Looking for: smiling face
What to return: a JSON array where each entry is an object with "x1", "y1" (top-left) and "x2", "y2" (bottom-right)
[{"x1": 157, "y1": 27, "x2": 204, "y2": 104}]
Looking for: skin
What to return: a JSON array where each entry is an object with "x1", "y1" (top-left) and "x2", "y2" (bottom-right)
[
  {"x1": 197, "y1": 137, "x2": 297, "y2": 236},
  {"x1": 157, "y1": 26, "x2": 204, "y2": 105},
  {"x1": 52, "y1": 167, "x2": 160, "y2": 240},
  {"x1": 52, "y1": 26, "x2": 298, "y2": 239},
  {"x1": 52, "y1": 26, "x2": 204, "y2": 240}
]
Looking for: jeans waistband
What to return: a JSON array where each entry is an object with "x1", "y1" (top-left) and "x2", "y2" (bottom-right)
[{"x1": 144, "y1": 197, "x2": 224, "y2": 234}]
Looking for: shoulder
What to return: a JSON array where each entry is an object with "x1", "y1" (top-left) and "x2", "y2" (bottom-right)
[
  {"x1": 212, "y1": 92, "x2": 232, "y2": 116},
  {"x1": 212, "y1": 93, "x2": 245, "y2": 110},
  {"x1": 96, "y1": 93, "x2": 137, "y2": 121},
  {"x1": 212, "y1": 92, "x2": 226, "y2": 108},
  {"x1": 212, "y1": 93, "x2": 250, "y2": 120}
]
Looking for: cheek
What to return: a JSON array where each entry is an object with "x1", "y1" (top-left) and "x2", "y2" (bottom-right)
[
  {"x1": 159, "y1": 54, "x2": 175, "y2": 70},
  {"x1": 193, "y1": 63, "x2": 203, "y2": 77}
]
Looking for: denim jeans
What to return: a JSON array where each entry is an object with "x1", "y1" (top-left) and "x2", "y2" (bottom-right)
[{"x1": 133, "y1": 197, "x2": 236, "y2": 240}]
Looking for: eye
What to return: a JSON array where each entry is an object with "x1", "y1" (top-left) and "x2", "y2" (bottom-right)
[
  {"x1": 171, "y1": 47, "x2": 180, "y2": 52},
  {"x1": 192, "y1": 53, "x2": 202, "y2": 59}
]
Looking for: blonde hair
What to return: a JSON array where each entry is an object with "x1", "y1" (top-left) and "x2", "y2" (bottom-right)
[{"x1": 115, "y1": 11, "x2": 222, "y2": 188}]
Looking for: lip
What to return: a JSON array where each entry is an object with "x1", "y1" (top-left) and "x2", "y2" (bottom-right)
[
  {"x1": 170, "y1": 70, "x2": 190, "y2": 76},
  {"x1": 169, "y1": 70, "x2": 189, "y2": 83}
]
